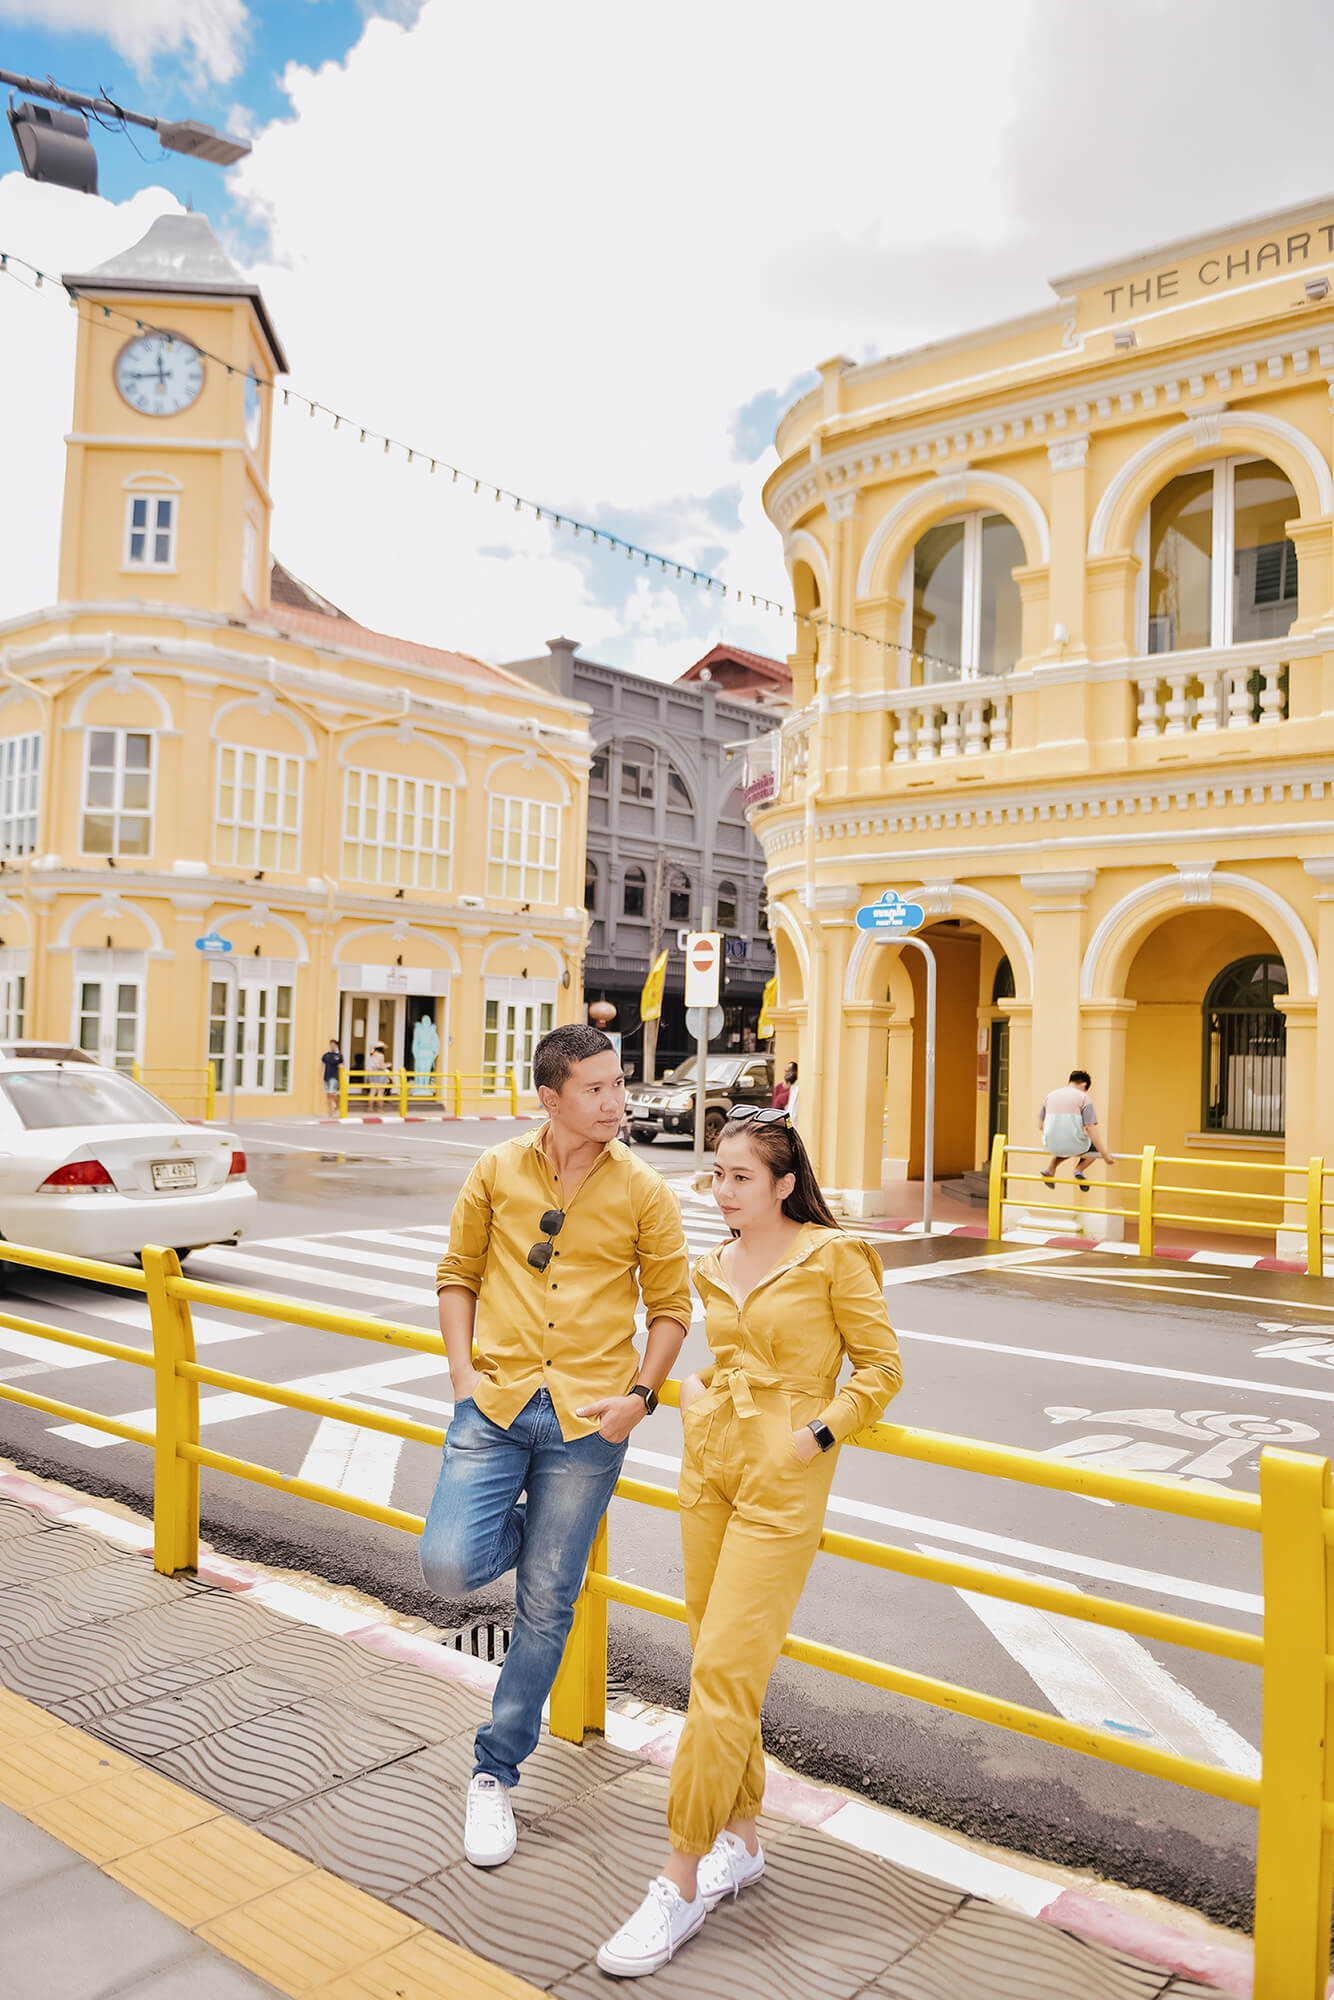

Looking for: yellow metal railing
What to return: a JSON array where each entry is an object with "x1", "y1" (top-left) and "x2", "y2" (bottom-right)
[
  {"x1": 334, "y1": 1066, "x2": 520, "y2": 1118},
  {"x1": 132, "y1": 1063, "x2": 216, "y2": 1121},
  {"x1": 0, "y1": 1235, "x2": 1329, "y2": 1992},
  {"x1": 987, "y1": 1134, "x2": 1330, "y2": 1276}
]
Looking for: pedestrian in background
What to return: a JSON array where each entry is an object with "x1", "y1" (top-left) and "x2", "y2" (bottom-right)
[
  {"x1": 598, "y1": 1103, "x2": 901, "y2": 1977},
  {"x1": 1040, "y1": 1067, "x2": 1115, "y2": 1191},
  {"x1": 421, "y1": 1023, "x2": 691, "y2": 1872},
  {"x1": 771, "y1": 1061, "x2": 796, "y2": 1111},
  {"x1": 320, "y1": 1040, "x2": 342, "y2": 1117},
  {"x1": 366, "y1": 1041, "x2": 388, "y2": 1108}
]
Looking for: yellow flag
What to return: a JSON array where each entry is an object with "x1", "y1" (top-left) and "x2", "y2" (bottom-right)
[
  {"x1": 757, "y1": 976, "x2": 777, "y2": 1039},
  {"x1": 640, "y1": 947, "x2": 669, "y2": 1022}
]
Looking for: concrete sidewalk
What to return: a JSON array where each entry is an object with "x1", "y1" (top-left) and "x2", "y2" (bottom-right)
[{"x1": 0, "y1": 1483, "x2": 1244, "y2": 1999}]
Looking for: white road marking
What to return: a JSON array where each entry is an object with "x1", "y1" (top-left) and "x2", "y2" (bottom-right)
[
  {"x1": 877, "y1": 1249, "x2": 1070, "y2": 1286},
  {"x1": 897, "y1": 1326, "x2": 1334, "y2": 1408},
  {"x1": 251, "y1": 1237, "x2": 438, "y2": 1279},
  {"x1": 929, "y1": 1545, "x2": 1260, "y2": 1777},
  {"x1": 296, "y1": 1416, "x2": 403, "y2": 1506},
  {"x1": 187, "y1": 1245, "x2": 431, "y2": 1307},
  {"x1": 1015, "y1": 1266, "x2": 1334, "y2": 1314}
]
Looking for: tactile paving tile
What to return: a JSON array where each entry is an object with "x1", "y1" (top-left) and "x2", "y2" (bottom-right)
[
  {"x1": 339, "y1": 1661, "x2": 488, "y2": 1741},
  {"x1": 870, "y1": 1900, "x2": 1175, "y2": 2000},
  {"x1": 239, "y1": 1622, "x2": 385, "y2": 1692},
  {"x1": 155, "y1": 1693, "x2": 427, "y2": 1819},
  {"x1": 198, "y1": 1868, "x2": 418, "y2": 1991},
  {"x1": 0, "y1": 1500, "x2": 45, "y2": 1542},
  {"x1": 304, "y1": 1928, "x2": 544, "y2": 1999},
  {"x1": 53, "y1": 1642, "x2": 263, "y2": 1724},
  {"x1": 0, "y1": 1558, "x2": 190, "y2": 1648},
  {"x1": 0, "y1": 1523, "x2": 118, "y2": 1587},
  {"x1": 260, "y1": 1741, "x2": 472, "y2": 1896},
  {"x1": 0, "y1": 1592, "x2": 283, "y2": 1705},
  {"x1": 107, "y1": 1813, "x2": 314, "y2": 1928},
  {"x1": 540, "y1": 1763, "x2": 794, "y2": 1907},
  {"x1": 92, "y1": 1663, "x2": 316, "y2": 1757},
  {"x1": 395, "y1": 1812, "x2": 622, "y2": 1987}
]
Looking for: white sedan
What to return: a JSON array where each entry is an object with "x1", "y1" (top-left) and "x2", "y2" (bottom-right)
[{"x1": 0, "y1": 1059, "x2": 257, "y2": 1271}]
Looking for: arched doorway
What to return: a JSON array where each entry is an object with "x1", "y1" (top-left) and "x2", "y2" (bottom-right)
[{"x1": 989, "y1": 956, "x2": 1014, "y2": 1144}]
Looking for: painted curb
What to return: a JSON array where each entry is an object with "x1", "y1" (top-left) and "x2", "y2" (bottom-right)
[{"x1": 0, "y1": 1465, "x2": 1251, "y2": 1994}]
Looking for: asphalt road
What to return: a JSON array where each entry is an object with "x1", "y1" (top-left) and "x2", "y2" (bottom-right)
[{"x1": 1, "y1": 1112, "x2": 1330, "y2": 1927}]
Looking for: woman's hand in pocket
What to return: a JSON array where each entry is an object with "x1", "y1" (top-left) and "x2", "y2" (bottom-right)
[
  {"x1": 678, "y1": 1372, "x2": 706, "y2": 1414},
  {"x1": 789, "y1": 1424, "x2": 821, "y2": 1465}
]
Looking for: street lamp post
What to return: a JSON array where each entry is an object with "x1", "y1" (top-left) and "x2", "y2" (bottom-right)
[{"x1": 2, "y1": 68, "x2": 251, "y2": 196}]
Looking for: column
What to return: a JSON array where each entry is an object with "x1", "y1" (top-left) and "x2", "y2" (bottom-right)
[
  {"x1": 851, "y1": 590, "x2": 905, "y2": 781},
  {"x1": 799, "y1": 884, "x2": 858, "y2": 1186},
  {"x1": 27, "y1": 888, "x2": 54, "y2": 1038},
  {"x1": 1275, "y1": 997, "x2": 1320, "y2": 1258},
  {"x1": 1077, "y1": 999, "x2": 1136, "y2": 1241},
  {"x1": 819, "y1": 491, "x2": 859, "y2": 796},
  {"x1": 167, "y1": 896, "x2": 212, "y2": 1085},
  {"x1": 833, "y1": 1001, "x2": 894, "y2": 1214},
  {"x1": 1017, "y1": 871, "x2": 1104, "y2": 1230},
  {"x1": 1041, "y1": 435, "x2": 1090, "y2": 664}
]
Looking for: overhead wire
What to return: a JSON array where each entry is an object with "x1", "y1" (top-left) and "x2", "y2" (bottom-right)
[{"x1": 0, "y1": 243, "x2": 965, "y2": 680}]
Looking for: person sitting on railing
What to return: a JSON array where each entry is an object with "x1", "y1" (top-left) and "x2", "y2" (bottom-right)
[
  {"x1": 597, "y1": 1105, "x2": 901, "y2": 1979},
  {"x1": 366, "y1": 1042, "x2": 388, "y2": 1109},
  {"x1": 1039, "y1": 1067, "x2": 1116, "y2": 1193}
]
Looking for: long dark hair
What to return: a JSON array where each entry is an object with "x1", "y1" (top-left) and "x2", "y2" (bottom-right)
[{"x1": 716, "y1": 1118, "x2": 841, "y2": 1229}]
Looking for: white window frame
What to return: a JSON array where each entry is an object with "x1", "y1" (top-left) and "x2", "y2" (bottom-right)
[
  {"x1": 122, "y1": 488, "x2": 178, "y2": 572},
  {"x1": 342, "y1": 765, "x2": 453, "y2": 891},
  {"x1": 71, "y1": 949, "x2": 146, "y2": 1071},
  {"x1": 214, "y1": 744, "x2": 303, "y2": 872},
  {"x1": 80, "y1": 728, "x2": 155, "y2": 860},
  {"x1": 209, "y1": 965, "x2": 296, "y2": 1096},
  {"x1": 483, "y1": 976, "x2": 557, "y2": 1093},
  {"x1": 1137, "y1": 455, "x2": 1297, "y2": 654},
  {"x1": 0, "y1": 732, "x2": 41, "y2": 858},
  {"x1": 898, "y1": 511, "x2": 1022, "y2": 684},
  {"x1": 486, "y1": 794, "x2": 561, "y2": 904}
]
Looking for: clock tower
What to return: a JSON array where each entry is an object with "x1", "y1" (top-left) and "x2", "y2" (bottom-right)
[{"x1": 58, "y1": 211, "x2": 287, "y2": 618}]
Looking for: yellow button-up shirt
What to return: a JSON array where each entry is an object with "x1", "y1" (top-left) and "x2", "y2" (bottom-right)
[
  {"x1": 435, "y1": 1125, "x2": 692, "y2": 1440},
  {"x1": 691, "y1": 1224, "x2": 902, "y2": 1443}
]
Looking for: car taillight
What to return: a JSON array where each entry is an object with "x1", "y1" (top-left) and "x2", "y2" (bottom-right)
[
  {"x1": 228, "y1": 1150, "x2": 247, "y2": 1177},
  {"x1": 40, "y1": 1159, "x2": 114, "y2": 1191}
]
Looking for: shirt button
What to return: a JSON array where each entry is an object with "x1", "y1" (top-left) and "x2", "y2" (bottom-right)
[{"x1": 545, "y1": 1359, "x2": 552, "y2": 1366}]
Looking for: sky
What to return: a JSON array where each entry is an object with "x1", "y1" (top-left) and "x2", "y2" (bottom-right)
[{"x1": 2, "y1": 0, "x2": 1334, "y2": 680}]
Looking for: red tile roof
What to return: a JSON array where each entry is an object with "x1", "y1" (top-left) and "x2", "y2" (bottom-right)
[
  {"x1": 255, "y1": 563, "x2": 538, "y2": 697},
  {"x1": 677, "y1": 642, "x2": 792, "y2": 689}
]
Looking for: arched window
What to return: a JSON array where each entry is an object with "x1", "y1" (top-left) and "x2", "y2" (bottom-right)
[
  {"x1": 589, "y1": 749, "x2": 609, "y2": 796},
  {"x1": 620, "y1": 744, "x2": 656, "y2": 803},
  {"x1": 666, "y1": 763, "x2": 692, "y2": 809},
  {"x1": 717, "y1": 880, "x2": 738, "y2": 929},
  {"x1": 905, "y1": 512, "x2": 1024, "y2": 683},
  {"x1": 584, "y1": 856, "x2": 598, "y2": 913},
  {"x1": 668, "y1": 868, "x2": 690, "y2": 924},
  {"x1": 1203, "y1": 955, "x2": 1287, "y2": 1137},
  {"x1": 1144, "y1": 457, "x2": 1298, "y2": 653},
  {"x1": 757, "y1": 883, "x2": 769, "y2": 929},
  {"x1": 623, "y1": 864, "x2": 646, "y2": 918},
  {"x1": 991, "y1": 956, "x2": 1015, "y2": 1004}
]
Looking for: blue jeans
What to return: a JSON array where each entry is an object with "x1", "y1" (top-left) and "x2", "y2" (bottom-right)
[{"x1": 418, "y1": 1388, "x2": 627, "y2": 1787}]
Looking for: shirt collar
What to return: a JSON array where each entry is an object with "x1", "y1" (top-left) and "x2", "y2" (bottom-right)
[{"x1": 697, "y1": 1220, "x2": 831, "y2": 1288}]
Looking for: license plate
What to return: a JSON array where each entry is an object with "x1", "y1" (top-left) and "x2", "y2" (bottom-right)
[{"x1": 151, "y1": 1160, "x2": 197, "y2": 1191}]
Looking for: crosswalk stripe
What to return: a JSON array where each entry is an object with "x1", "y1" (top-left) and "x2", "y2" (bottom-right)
[
  {"x1": 297, "y1": 1416, "x2": 404, "y2": 1505},
  {"x1": 188, "y1": 1245, "x2": 433, "y2": 1308},
  {"x1": 250, "y1": 1236, "x2": 438, "y2": 1279}
]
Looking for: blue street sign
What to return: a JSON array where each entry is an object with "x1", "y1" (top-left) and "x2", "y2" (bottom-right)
[
  {"x1": 194, "y1": 929, "x2": 233, "y2": 955},
  {"x1": 855, "y1": 892, "x2": 926, "y2": 935}
]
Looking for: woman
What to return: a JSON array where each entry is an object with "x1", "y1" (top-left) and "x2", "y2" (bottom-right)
[
  {"x1": 598, "y1": 1105, "x2": 901, "y2": 1977},
  {"x1": 366, "y1": 1041, "x2": 388, "y2": 1109}
]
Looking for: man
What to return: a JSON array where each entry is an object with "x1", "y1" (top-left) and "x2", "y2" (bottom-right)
[
  {"x1": 320, "y1": 1039, "x2": 342, "y2": 1117},
  {"x1": 420, "y1": 1022, "x2": 691, "y2": 1869},
  {"x1": 772, "y1": 1061, "x2": 797, "y2": 1112},
  {"x1": 1039, "y1": 1066, "x2": 1115, "y2": 1191}
]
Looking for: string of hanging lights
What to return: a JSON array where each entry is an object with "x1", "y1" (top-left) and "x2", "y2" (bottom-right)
[{"x1": 0, "y1": 244, "x2": 963, "y2": 678}]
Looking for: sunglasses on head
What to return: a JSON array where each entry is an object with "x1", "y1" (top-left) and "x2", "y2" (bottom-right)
[
  {"x1": 527, "y1": 1207, "x2": 565, "y2": 1272},
  {"x1": 724, "y1": 1105, "x2": 791, "y2": 1130}
]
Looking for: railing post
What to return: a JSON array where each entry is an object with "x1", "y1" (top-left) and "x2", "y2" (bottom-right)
[
  {"x1": 509, "y1": 1064, "x2": 519, "y2": 1117},
  {"x1": 549, "y1": 1508, "x2": 610, "y2": 1744},
  {"x1": 452, "y1": 1069, "x2": 463, "y2": 1118},
  {"x1": 205, "y1": 1065, "x2": 215, "y2": 1122},
  {"x1": 1138, "y1": 1145, "x2": 1156, "y2": 1258},
  {"x1": 987, "y1": 1133, "x2": 1005, "y2": 1241},
  {"x1": 338, "y1": 1066, "x2": 348, "y2": 1119},
  {"x1": 1253, "y1": 1447, "x2": 1334, "y2": 2000},
  {"x1": 132, "y1": 1059, "x2": 142, "y2": 1083},
  {"x1": 1308, "y1": 1157, "x2": 1325, "y2": 1280},
  {"x1": 141, "y1": 1245, "x2": 199, "y2": 1576},
  {"x1": 398, "y1": 1067, "x2": 408, "y2": 1118}
]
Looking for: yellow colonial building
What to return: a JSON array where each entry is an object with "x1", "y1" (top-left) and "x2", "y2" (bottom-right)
[
  {"x1": 757, "y1": 194, "x2": 1334, "y2": 1241},
  {"x1": 0, "y1": 213, "x2": 590, "y2": 1116}
]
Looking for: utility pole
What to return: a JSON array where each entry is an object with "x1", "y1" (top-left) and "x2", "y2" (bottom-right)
[{"x1": 642, "y1": 848, "x2": 666, "y2": 1085}]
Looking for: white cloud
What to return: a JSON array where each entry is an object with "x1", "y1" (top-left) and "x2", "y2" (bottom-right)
[
  {"x1": 4, "y1": 0, "x2": 1334, "y2": 681},
  {"x1": 0, "y1": 0, "x2": 249, "y2": 86}
]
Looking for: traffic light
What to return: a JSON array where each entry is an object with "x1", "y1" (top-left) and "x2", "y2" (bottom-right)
[{"x1": 7, "y1": 99, "x2": 98, "y2": 195}]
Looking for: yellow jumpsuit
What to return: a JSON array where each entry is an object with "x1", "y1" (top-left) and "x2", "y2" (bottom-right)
[{"x1": 667, "y1": 1224, "x2": 902, "y2": 1856}]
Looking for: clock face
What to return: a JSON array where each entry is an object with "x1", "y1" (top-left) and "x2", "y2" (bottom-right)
[
  {"x1": 114, "y1": 331, "x2": 204, "y2": 416},
  {"x1": 244, "y1": 373, "x2": 263, "y2": 452}
]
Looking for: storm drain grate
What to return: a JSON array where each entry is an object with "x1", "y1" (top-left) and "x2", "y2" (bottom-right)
[{"x1": 437, "y1": 1621, "x2": 628, "y2": 1698}]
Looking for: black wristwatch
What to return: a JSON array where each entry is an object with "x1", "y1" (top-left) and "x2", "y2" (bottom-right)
[
  {"x1": 630, "y1": 1384, "x2": 659, "y2": 1415},
  {"x1": 807, "y1": 1419, "x2": 837, "y2": 1453}
]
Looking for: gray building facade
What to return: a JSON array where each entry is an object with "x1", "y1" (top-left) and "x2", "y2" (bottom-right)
[{"x1": 505, "y1": 638, "x2": 778, "y2": 1077}]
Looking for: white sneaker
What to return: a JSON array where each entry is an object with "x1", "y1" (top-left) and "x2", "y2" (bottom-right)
[
  {"x1": 597, "y1": 1876, "x2": 706, "y2": 1977},
  {"x1": 464, "y1": 1773, "x2": 516, "y2": 1867},
  {"x1": 696, "y1": 1829, "x2": 765, "y2": 1911}
]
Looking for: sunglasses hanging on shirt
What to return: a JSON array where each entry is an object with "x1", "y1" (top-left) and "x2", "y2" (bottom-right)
[{"x1": 527, "y1": 1208, "x2": 565, "y2": 1272}]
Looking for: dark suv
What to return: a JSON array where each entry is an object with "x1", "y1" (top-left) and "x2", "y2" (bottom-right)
[{"x1": 625, "y1": 1054, "x2": 774, "y2": 1149}]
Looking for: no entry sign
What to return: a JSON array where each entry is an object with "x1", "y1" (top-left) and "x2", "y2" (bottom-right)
[{"x1": 684, "y1": 930, "x2": 722, "y2": 1007}]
